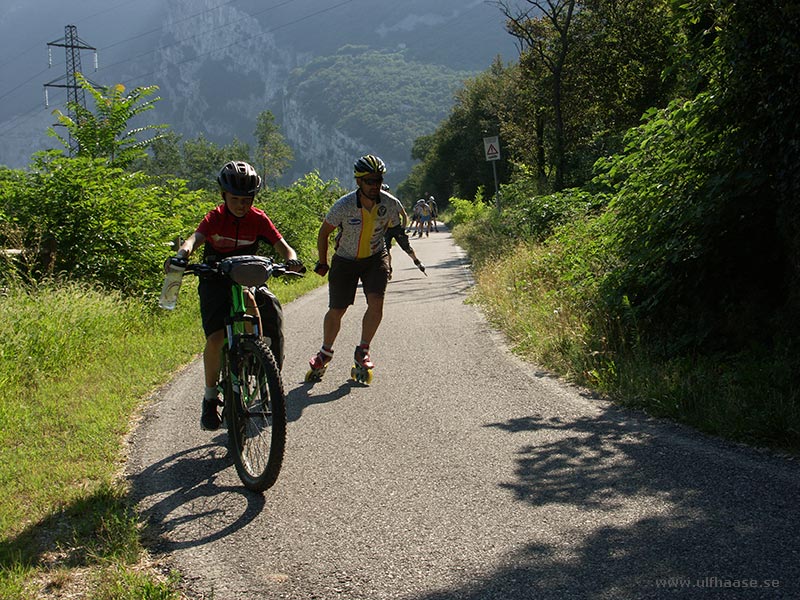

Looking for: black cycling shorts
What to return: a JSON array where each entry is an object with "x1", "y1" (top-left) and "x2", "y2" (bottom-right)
[
  {"x1": 198, "y1": 276, "x2": 234, "y2": 337},
  {"x1": 328, "y1": 252, "x2": 390, "y2": 309}
]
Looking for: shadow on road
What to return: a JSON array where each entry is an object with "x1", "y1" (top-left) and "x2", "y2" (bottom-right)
[
  {"x1": 286, "y1": 380, "x2": 353, "y2": 423},
  {"x1": 127, "y1": 441, "x2": 266, "y2": 551},
  {"x1": 408, "y1": 405, "x2": 800, "y2": 599}
]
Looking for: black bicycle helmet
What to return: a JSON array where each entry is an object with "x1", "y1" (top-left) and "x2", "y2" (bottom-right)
[
  {"x1": 217, "y1": 161, "x2": 262, "y2": 196},
  {"x1": 353, "y1": 154, "x2": 387, "y2": 178}
]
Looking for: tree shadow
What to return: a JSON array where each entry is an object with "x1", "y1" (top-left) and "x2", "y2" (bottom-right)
[{"x1": 409, "y1": 406, "x2": 800, "y2": 599}]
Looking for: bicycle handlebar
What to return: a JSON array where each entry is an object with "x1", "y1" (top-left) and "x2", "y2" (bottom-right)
[{"x1": 182, "y1": 255, "x2": 305, "y2": 284}]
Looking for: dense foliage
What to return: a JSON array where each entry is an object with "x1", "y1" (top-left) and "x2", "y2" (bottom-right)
[
  {"x1": 432, "y1": 0, "x2": 800, "y2": 446},
  {"x1": 0, "y1": 152, "x2": 206, "y2": 296}
]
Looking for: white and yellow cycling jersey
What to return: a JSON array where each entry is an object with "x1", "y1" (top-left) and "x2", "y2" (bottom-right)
[{"x1": 325, "y1": 190, "x2": 404, "y2": 260}]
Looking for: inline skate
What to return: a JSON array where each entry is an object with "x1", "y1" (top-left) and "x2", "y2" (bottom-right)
[
  {"x1": 305, "y1": 346, "x2": 333, "y2": 382},
  {"x1": 350, "y1": 344, "x2": 374, "y2": 384}
]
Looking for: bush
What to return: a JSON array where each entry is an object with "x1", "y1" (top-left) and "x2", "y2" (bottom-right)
[
  {"x1": 495, "y1": 187, "x2": 608, "y2": 243},
  {"x1": 0, "y1": 152, "x2": 206, "y2": 297},
  {"x1": 258, "y1": 171, "x2": 343, "y2": 263},
  {"x1": 448, "y1": 193, "x2": 491, "y2": 227}
]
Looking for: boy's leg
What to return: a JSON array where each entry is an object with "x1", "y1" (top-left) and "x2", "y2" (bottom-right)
[
  {"x1": 203, "y1": 330, "x2": 225, "y2": 388},
  {"x1": 254, "y1": 286, "x2": 285, "y2": 368}
]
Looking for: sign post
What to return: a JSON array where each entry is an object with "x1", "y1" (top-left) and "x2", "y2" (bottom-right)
[{"x1": 483, "y1": 135, "x2": 501, "y2": 213}]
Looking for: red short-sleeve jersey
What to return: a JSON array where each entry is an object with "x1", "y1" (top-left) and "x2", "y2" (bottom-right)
[{"x1": 196, "y1": 204, "x2": 282, "y2": 258}]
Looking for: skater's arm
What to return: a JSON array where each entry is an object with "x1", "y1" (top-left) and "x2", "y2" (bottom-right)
[{"x1": 315, "y1": 220, "x2": 336, "y2": 275}]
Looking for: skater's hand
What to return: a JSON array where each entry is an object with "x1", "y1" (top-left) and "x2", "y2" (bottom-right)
[{"x1": 314, "y1": 261, "x2": 329, "y2": 276}]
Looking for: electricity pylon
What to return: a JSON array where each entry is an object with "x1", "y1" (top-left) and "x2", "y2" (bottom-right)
[{"x1": 44, "y1": 25, "x2": 99, "y2": 155}]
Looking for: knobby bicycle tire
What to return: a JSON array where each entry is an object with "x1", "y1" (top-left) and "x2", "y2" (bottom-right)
[{"x1": 226, "y1": 336, "x2": 286, "y2": 492}]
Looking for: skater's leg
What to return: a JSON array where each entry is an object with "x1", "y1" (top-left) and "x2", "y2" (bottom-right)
[
  {"x1": 323, "y1": 306, "x2": 347, "y2": 349},
  {"x1": 360, "y1": 293, "x2": 384, "y2": 347}
]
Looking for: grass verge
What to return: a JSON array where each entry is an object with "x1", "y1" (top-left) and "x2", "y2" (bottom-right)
[
  {"x1": 454, "y1": 222, "x2": 800, "y2": 453},
  {"x1": 0, "y1": 272, "x2": 323, "y2": 599}
]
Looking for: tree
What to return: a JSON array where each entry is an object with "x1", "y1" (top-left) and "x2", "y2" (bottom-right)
[
  {"x1": 48, "y1": 73, "x2": 166, "y2": 168},
  {"x1": 399, "y1": 58, "x2": 514, "y2": 205},
  {"x1": 254, "y1": 110, "x2": 294, "y2": 187},
  {"x1": 496, "y1": 0, "x2": 577, "y2": 191}
]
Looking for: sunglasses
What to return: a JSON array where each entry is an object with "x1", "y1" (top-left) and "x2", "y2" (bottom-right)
[{"x1": 361, "y1": 177, "x2": 383, "y2": 186}]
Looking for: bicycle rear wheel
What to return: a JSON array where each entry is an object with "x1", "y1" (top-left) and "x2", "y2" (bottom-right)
[{"x1": 227, "y1": 337, "x2": 286, "y2": 492}]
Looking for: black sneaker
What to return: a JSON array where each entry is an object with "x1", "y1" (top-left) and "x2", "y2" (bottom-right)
[{"x1": 201, "y1": 397, "x2": 222, "y2": 431}]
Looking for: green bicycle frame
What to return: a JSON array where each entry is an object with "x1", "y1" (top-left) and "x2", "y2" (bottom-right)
[{"x1": 225, "y1": 285, "x2": 260, "y2": 344}]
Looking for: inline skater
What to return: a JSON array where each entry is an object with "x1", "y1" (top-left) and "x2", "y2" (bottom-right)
[
  {"x1": 166, "y1": 161, "x2": 304, "y2": 430},
  {"x1": 382, "y1": 184, "x2": 426, "y2": 281},
  {"x1": 427, "y1": 193, "x2": 439, "y2": 232},
  {"x1": 306, "y1": 154, "x2": 405, "y2": 384},
  {"x1": 408, "y1": 198, "x2": 421, "y2": 237},
  {"x1": 415, "y1": 196, "x2": 432, "y2": 237},
  {"x1": 411, "y1": 197, "x2": 424, "y2": 237}
]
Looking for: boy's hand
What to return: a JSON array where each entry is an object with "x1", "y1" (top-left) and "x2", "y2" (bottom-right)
[
  {"x1": 286, "y1": 258, "x2": 306, "y2": 273},
  {"x1": 314, "y1": 261, "x2": 329, "y2": 276},
  {"x1": 164, "y1": 255, "x2": 187, "y2": 273}
]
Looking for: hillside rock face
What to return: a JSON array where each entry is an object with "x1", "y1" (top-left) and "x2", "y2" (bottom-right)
[
  {"x1": 152, "y1": 0, "x2": 367, "y2": 184},
  {"x1": 154, "y1": 1, "x2": 293, "y2": 143},
  {"x1": 282, "y1": 96, "x2": 370, "y2": 187}
]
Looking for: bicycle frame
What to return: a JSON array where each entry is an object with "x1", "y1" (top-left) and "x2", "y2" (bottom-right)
[
  {"x1": 225, "y1": 284, "x2": 261, "y2": 347},
  {"x1": 222, "y1": 285, "x2": 264, "y2": 407}
]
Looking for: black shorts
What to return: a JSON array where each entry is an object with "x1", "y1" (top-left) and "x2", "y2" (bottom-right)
[
  {"x1": 328, "y1": 252, "x2": 390, "y2": 309},
  {"x1": 198, "y1": 278, "x2": 285, "y2": 367},
  {"x1": 198, "y1": 276, "x2": 233, "y2": 337}
]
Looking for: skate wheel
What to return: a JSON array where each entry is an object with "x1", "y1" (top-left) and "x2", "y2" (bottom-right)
[
  {"x1": 350, "y1": 365, "x2": 373, "y2": 385},
  {"x1": 305, "y1": 367, "x2": 324, "y2": 382}
]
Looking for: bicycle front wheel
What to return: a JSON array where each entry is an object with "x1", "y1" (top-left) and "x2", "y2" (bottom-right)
[{"x1": 227, "y1": 337, "x2": 286, "y2": 492}]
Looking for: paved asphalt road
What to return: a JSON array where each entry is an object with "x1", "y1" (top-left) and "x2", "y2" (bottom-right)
[{"x1": 126, "y1": 228, "x2": 800, "y2": 599}]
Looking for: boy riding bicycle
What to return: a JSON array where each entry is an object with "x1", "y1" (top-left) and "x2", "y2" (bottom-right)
[{"x1": 167, "y1": 161, "x2": 303, "y2": 431}]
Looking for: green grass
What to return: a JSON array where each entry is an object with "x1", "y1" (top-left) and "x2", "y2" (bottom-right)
[
  {"x1": 456, "y1": 225, "x2": 800, "y2": 452},
  {"x1": 0, "y1": 272, "x2": 323, "y2": 599}
]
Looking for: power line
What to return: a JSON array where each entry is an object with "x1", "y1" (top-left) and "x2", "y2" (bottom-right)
[
  {"x1": 0, "y1": 0, "x2": 130, "y2": 71},
  {"x1": 0, "y1": 0, "x2": 356, "y2": 142},
  {"x1": 0, "y1": 95, "x2": 62, "y2": 138},
  {"x1": 0, "y1": 67, "x2": 51, "y2": 104},
  {"x1": 0, "y1": 0, "x2": 244, "y2": 98}
]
